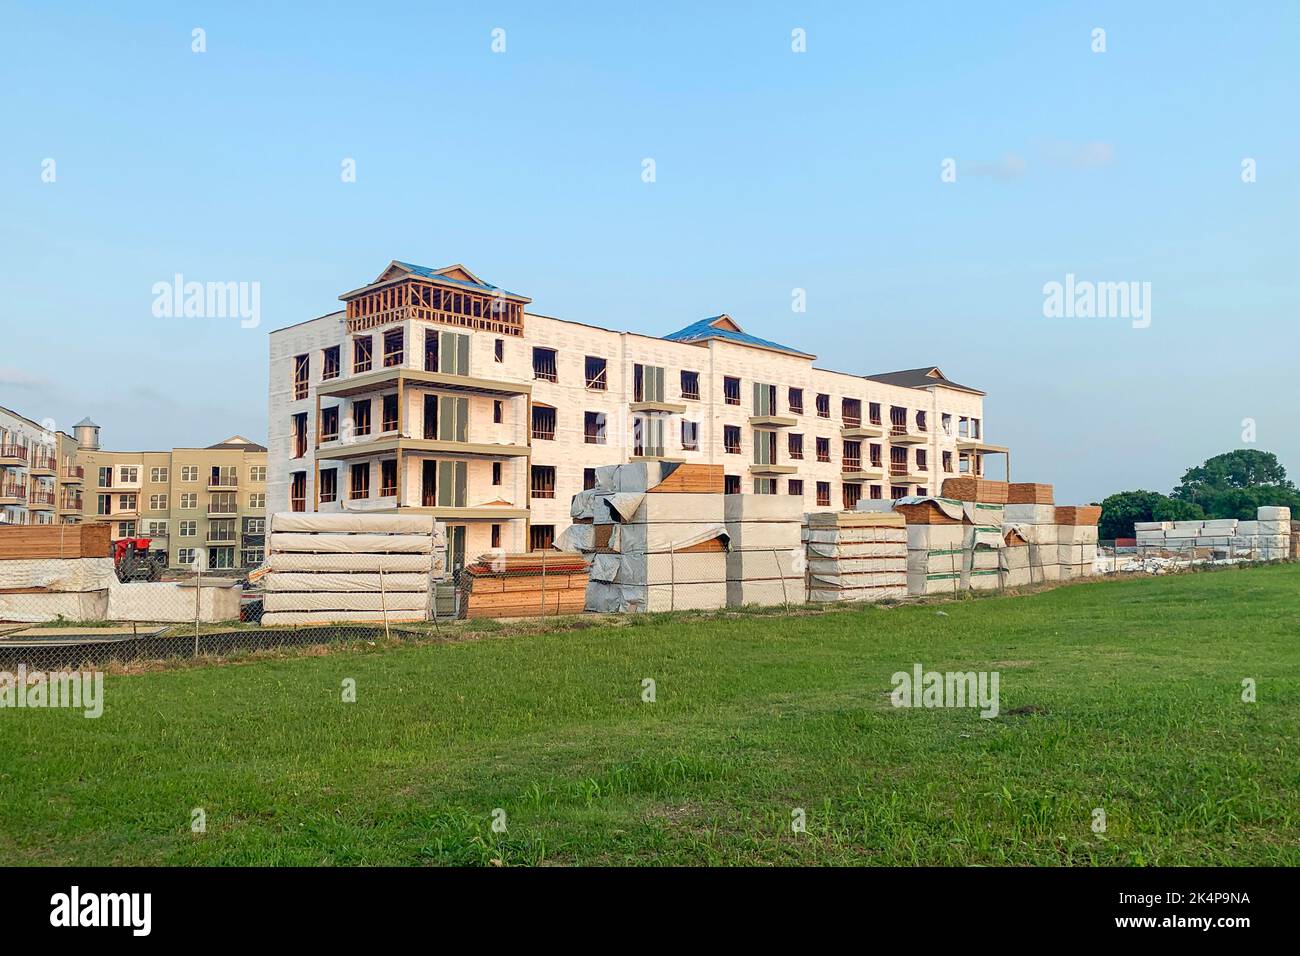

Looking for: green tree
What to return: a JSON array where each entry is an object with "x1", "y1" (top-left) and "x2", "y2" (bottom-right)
[
  {"x1": 1172, "y1": 450, "x2": 1294, "y2": 509},
  {"x1": 1098, "y1": 490, "x2": 1202, "y2": 540}
]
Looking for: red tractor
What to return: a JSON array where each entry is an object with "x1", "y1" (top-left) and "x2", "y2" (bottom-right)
[{"x1": 112, "y1": 537, "x2": 165, "y2": 582}]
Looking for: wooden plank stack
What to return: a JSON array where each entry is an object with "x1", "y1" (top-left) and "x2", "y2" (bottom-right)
[
  {"x1": 941, "y1": 477, "x2": 1009, "y2": 504},
  {"x1": 804, "y1": 511, "x2": 907, "y2": 602},
  {"x1": 462, "y1": 553, "x2": 589, "y2": 618},
  {"x1": 0, "y1": 523, "x2": 111, "y2": 560},
  {"x1": 1007, "y1": 483, "x2": 1054, "y2": 504}
]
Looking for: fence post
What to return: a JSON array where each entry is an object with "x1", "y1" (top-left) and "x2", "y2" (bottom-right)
[
  {"x1": 194, "y1": 561, "x2": 202, "y2": 657},
  {"x1": 669, "y1": 543, "x2": 676, "y2": 613},
  {"x1": 775, "y1": 547, "x2": 789, "y2": 609},
  {"x1": 539, "y1": 548, "x2": 547, "y2": 617},
  {"x1": 379, "y1": 563, "x2": 390, "y2": 642}
]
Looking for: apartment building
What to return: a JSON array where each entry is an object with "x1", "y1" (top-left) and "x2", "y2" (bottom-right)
[
  {"x1": 77, "y1": 423, "x2": 268, "y2": 570},
  {"x1": 0, "y1": 405, "x2": 84, "y2": 526},
  {"x1": 268, "y1": 261, "x2": 1007, "y2": 568}
]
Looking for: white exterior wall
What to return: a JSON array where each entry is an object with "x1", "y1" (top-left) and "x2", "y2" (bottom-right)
[
  {"x1": 0, "y1": 407, "x2": 63, "y2": 525},
  {"x1": 267, "y1": 299, "x2": 991, "y2": 556}
]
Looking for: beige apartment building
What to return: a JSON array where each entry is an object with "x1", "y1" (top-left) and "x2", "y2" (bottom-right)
[
  {"x1": 76, "y1": 421, "x2": 268, "y2": 570},
  {"x1": 0, "y1": 405, "x2": 84, "y2": 526},
  {"x1": 268, "y1": 261, "x2": 1008, "y2": 570}
]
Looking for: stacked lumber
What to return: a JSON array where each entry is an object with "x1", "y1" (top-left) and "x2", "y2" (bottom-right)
[
  {"x1": 580, "y1": 463, "x2": 730, "y2": 613},
  {"x1": 893, "y1": 496, "x2": 963, "y2": 525},
  {"x1": 804, "y1": 510, "x2": 906, "y2": 602},
  {"x1": 0, "y1": 523, "x2": 110, "y2": 560},
  {"x1": 260, "y1": 513, "x2": 445, "y2": 626},
  {"x1": 1007, "y1": 483, "x2": 1054, "y2": 505},
  {"x1": 940, "y1": 477, "x2": 1009, "y2": 504},
  {"x1": 1255, "y1": 506, "x2": 1291, "y2": 560},
  {"x1": 461, "y1": 552, "x2": 588, "y2": 619},
  {"x1": 0, "y1": 555, "x2": 116, "y2": 623},
  {"x1": 726, "y1": 494, "x2": 803, "y2": 606}
]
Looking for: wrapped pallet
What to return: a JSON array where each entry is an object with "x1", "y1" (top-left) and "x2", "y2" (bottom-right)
[
  {"x1": 725, "y1": 494, "x2": 803, "y2": 606},
  {"x1": 807, "y1": 511, "x2": 906, "y2": 602}
]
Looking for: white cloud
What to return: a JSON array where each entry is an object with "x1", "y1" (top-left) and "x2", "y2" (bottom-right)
[{"x1": 0, "y1": 367, "x2": 50, "y2": 390}]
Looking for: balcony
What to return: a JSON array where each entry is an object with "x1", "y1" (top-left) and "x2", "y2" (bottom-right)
[
  {"x1": 208, "y1": 474, "x2": 239, "y2": 490},
  {"x1": 0, "y1": 444, "x2": 28, "y2": 466},
  {"x1": 630, "y1": 400, "x2": 687, "y2": 414},
  {"x1": 61, "y1": 465, "x2": 85, "y2": 483},
  {"x1": 319, "y1": 436, "x2": 529, "y2": 461},
  {"x1": 59, "y1": 493, "x2": 83, "y2": 513},
  {"x1": 28, "y1": 490, "x2": 56, "y2": 510},
  {"x1": 207, "y1": 501, "x2": 239, "y2": 516},
  {"x1": 206, "y1": 532, "x2": 238, "y2": 545},
  {"x1": 956, "y1": 438, "x2": 1010, "y2": 454},
  {"x1": 841, "y1": 460, "x2": 884, "y2": 480},
  {"x1": 750, "y1": 462, "x2": 797, "y2": 476},
  {"x1": 888, "y1": 424, "x2": 928, "y2": 445},
  {"x1": 29, "y1": 455, "x2": 57, "y2": 476},
  {"x1": 841, "y1": 422, "x2": 885, "y2": 439},
  {"x1": 0, "y1": 483, "x2": 27, "y2": 504},
  {"x1": 317, "y1": 367, "x2": 532, "y2": 400},
  {"x1": 749, "y1": 414, "x2": 797, "y2": 428}
]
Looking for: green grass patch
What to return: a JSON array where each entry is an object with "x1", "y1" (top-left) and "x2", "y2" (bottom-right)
[{"x1": 2, "y1": 565, "x2": 1298, "y2": 865}]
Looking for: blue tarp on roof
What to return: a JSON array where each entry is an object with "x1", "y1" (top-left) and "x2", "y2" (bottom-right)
[
  {"x1": 392, "y1": 261, "x2": 523, "y2": 298},
  {"x1": 663, "y1": 316, "x2": 812, "y2": 357}
]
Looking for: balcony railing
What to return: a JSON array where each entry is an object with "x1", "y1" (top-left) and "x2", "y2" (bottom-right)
[
  {"x1": 0, "y1": 484, "x2": 27, "y2": 501},
  {"x1": 0, "y1": 444, "x2": 28, "y2": 462},
  {"x1": 531, "y1": 428, "x2": 555, "y2": 441},
  {"x1": 29, "y1": 491, "x2": 57, "y2": 507},
  {"x1": 60, "y1": 494, "x2": 83, "y2": 511},
  {"x1": 890, "y1": 463, "x2": 909, "y2": 477},
  {"x1": 30, "y1": 455, "x2": 57, "y2": 472},
  {"x1": 208, "y1": 474, "x2": 238, "y2": 489},
  {"x1": 843, "y1": 416, "x2": 862, "y2": 429},
  {"x1": 842, "y1": 459, "x2": 862, "y2": 473},
  {"x1": 63, "y1": 465, "x2": 85, "y2": 480},
  {"x1": 207, "y1": 502, "x2": 238, "y2": 516},
  {"x1": 206, "y1": 532, "x2": 238, "y2": 544}
]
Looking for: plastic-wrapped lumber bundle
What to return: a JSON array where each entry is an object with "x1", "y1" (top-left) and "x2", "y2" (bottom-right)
[
  {"x1": 904, "y1": 521, "x2": 965, "y2": 597},
  {"x1": 806, "y1": 510, "x2": 906, "y2": 603},
  {"x1": 725, "y1": 495, "x2": 803, "y2": 606},
  {"x1": 260, "y1": 512, "x2": 445, "y2": 626},
  {"x1": 1256, "y1": 506, "x2": 1292, "y2": 560}
]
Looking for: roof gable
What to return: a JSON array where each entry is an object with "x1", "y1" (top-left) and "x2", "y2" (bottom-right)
[{"x1": 663, "y1": 316, "x2": 815, "y2": 359}]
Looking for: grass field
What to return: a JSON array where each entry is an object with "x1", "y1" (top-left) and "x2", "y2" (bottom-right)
[{"x1": 2, "y1": 565, "x2": 1298, "y2": 866}]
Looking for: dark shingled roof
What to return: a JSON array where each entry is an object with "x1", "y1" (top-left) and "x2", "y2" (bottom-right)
[{"x1": 863, "y1": 367, "x2": 985, "y2": 396}]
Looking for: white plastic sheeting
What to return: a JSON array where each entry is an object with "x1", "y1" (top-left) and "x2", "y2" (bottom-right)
[
  {"x1": 0, "y1": 558, "x2": 116, "y2": 593},
  {"x1": 270, "y1": 512, "x2": 439, "y2": 535}
]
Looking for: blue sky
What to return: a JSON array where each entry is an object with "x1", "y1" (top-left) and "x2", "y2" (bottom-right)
[{"x1": 2, "y1": 1, "x2": 1296, "y2": 502}]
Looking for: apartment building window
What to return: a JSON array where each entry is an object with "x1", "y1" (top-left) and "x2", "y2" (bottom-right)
[
  {"x1": 890, "y1": 446, "x2": 907, "y2": 478},
  {"x1": 250, "y1": 465, "x2": 266, "y2": 482},
  {"x1": 117, "y1": 521, "x2": 136, "y2": 538},
  {"x1": 816, "y1": 482, "x2": 831, "y2": 507},
  {"x1": 491, "y1": 462, "x2": 502, "y2": 486},
  {"x1": 916, "y1": 486, "x2": 928, "y2": 496},
  {"x1": 789, "y1": 388, "x2": 804, "y2": 415},
  {"x1": 870, "y1": 443, "x2": 883, "y2": 468},
  {"x1": 147, "y1": 520, "x2": 169, "y2": 537},
  {"x1": 180, "y1": 493, "x2": 197, "y2": 509},
  {"x1": 354, "y1": 336, "x2": 372, "y2": 373},
  {"x1": 843, "y1": 482, "x2": 862, "y2": 510},
  {"x1": 842, "y1": 440, "x2": 861, "y2": 472},
  {"x1": 209, "y1": 492, "x2": 237, "y2": 516},
  {"x1": 320, "y1": 406, "x2": 340, "y2": 442},
  {"x1": 182, "y1": 465, "x2": 198, "y2": 482},
  {"x1": 583, "y1": 468, "x2": 596, "y2": 491},
  {"x1": 290, "y1": 471, "x2": 306, "y2": 512},
  {"x1": 350, "y1": 463, "x2": 370, "y2": 500},
  {"x1": 633, "y1": 417, "x2": 664, "y2": 458},
  {"x1": 959, "y1": 453, "x2": 971, "y2": 474},
  {"x1": 870, "y1": 485, "x2": 883, "y2": 500},
  {"x1": 493, "y1": 400, "x2": 503, "y2": 424},
  {"x1": 207, "y1": 519, "x2": 237, "y2": 543},
  {"x1": 249, "y1": 493, "x2": 265, "y2": 509},
  {"x1": 788, "y1": 433, "x2": 804, "y2": 460},
  {"x1": 292, "y1": 413, "x2": 308, "y2": 458},
  {"x1": 293, "y1": 353, "x2": 310, "y2": 400},
  {"x1": 437, "y1": 396, "x2": 468, "y2": 442},
  {"x1": 723, "y1": 376, "x2": 741, "y2": 406},
  {"x1": 529, "y1": 525, "x2": 555, "y2": 552},
  {"x1": 681, "y1": 420, "x2": 699, "y2": 451},
  {"x1": 98, "y1": 467, "x2": 112, "y2": 488},
  {"x1": 788, "y1": 479, "x2": 804, "y2": 496},
  {"x1": 841, "y1": 398, "x2": 861, "y2": 428},
  {"x1": 149, "y1": 494, "x2": 168, "y2": 510},
  {"x1": 750, "y1": 382, "x2": 776, "y2": 417},
  {"x1": 891, "y1": 484, "x2": 909, "y2": 498},
  {"x1": 585, "y1": 356, "x2": 607, "y2": 390},
  {"x1": 869, "y1": 402, "x2": 882, "y2": 426},
  {"x1": 916, "y1": 411, "x2": 928, "y2": 433},
  {"x1": 681, "y1": 370, "x2": 700, "y2": 400},
  {"x1": 494, "y1": 339, "x2": 504, "y2": 363},
  {"x1": 634, "y1": 364, "x2": 665, "y2": 403},
  {"x1": 242, "y1": 549, "x2": 264, "y2": 568},
  {"x1": 533, "y1": 406, "x2": 557, "y2": 441},
  {"x1": 425, "y1": 329, "x2": 470, "y2": 374},
  {"x1": 118, "y1": 493, "x2": 137, "y2": 510},
  {"x1": 382, "y1": 329, "x2": 404, "y2": 368},
  {"x1": 179, "y1": 520, "x2": 197, "y2": 537},
  {"x1": 942, "y1": 451, "x2": 953, "y2": 472},
  {"x1": 150, "y1": 467, "x2": 168, "y2": 483},
  {"x1": 208, "y1": 548, "x2": 235, "y2": 570},
  {"x1": 584, "y1": 411, "x2": 605, "y2": 445},
  {"x1": 725, "y1": 475, "x2": 741, "y2": 495},
  {"x1": 533, "y1": 347, "x2": 558, "y2": 382},
  {"x1": 753, "y1": 430, "x2": 777, "y2": 465},
  {"x1": 96, "y1": 494, "x2": 110, "y2": 515},
  {"x1": 890, "y1": 406, "x2": 908, "y2": 435},
  {"x1": 723, "y1": 425, "x2": 741, "y2": 455},
  {"x1": 530, "y1": 465, "x2": 556, "y2": 499},
  {"x1": 381, "y1": 394, "x2": 398, "y2": 432},
  {"x1": 319, "y1": 468, "x2": 337, "y2": 503},
  {"x1": 322, "y1": 346, "x2": 340, "y2": 381},
  {"x1": 380, "y1": 459, "x2": 397, "y2": 497},
  {"x1": 177, "y1": 548, "x2": 196, "y2": 565},
  {"x1": 491, "y1": 524, "x2": 501, "y2": 549},
  {"x1": 120, "y1": 466, "x2": 138, "y2": 484},
  {"x1": 753, "y1": 478, "x2": 777, "y2": 495},
  {"x1": 916, "y1": 449, "x2": 928, "y2": 472},
  {"x1": 941, "y1": 413, "x2": 953, "y2": 435},
  {"x1": 815, "y1": 393, "x2": 830, "y2": 418},
  {"x1": 970, "y1": 417, "x2": 981, "y2": 439},
  {"x1": 816, "y1": 437, "x2": 830, "y2": 463}
]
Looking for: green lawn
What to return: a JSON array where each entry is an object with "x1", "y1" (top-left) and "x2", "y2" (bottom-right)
[{"x1": 2, "y1": 565, "x2": 1298, "y2": 866}]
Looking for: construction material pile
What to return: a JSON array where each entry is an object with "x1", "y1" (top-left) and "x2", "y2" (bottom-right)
[
  {"x1": 1134, "y1": 507, "x2": 1290, "y2": 560},
  {"x1": 573, "y1": 462, "x2": 730, "y2": 613},
  {"x1": 260, "y1": 513, "x2": 445, "y2": 626},
  {"x1": 726, "y1": 494, "x2": 803, "y2": 606},
  {"x1": 892, "y1": 495, "x2": 1005, "y2": 594},
  {"x1": 461, "y1": 552, "x2": 588, "y2": 619},
  {"x1": 804, "y1": 510, "x2": 907, "y2": 602}
]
